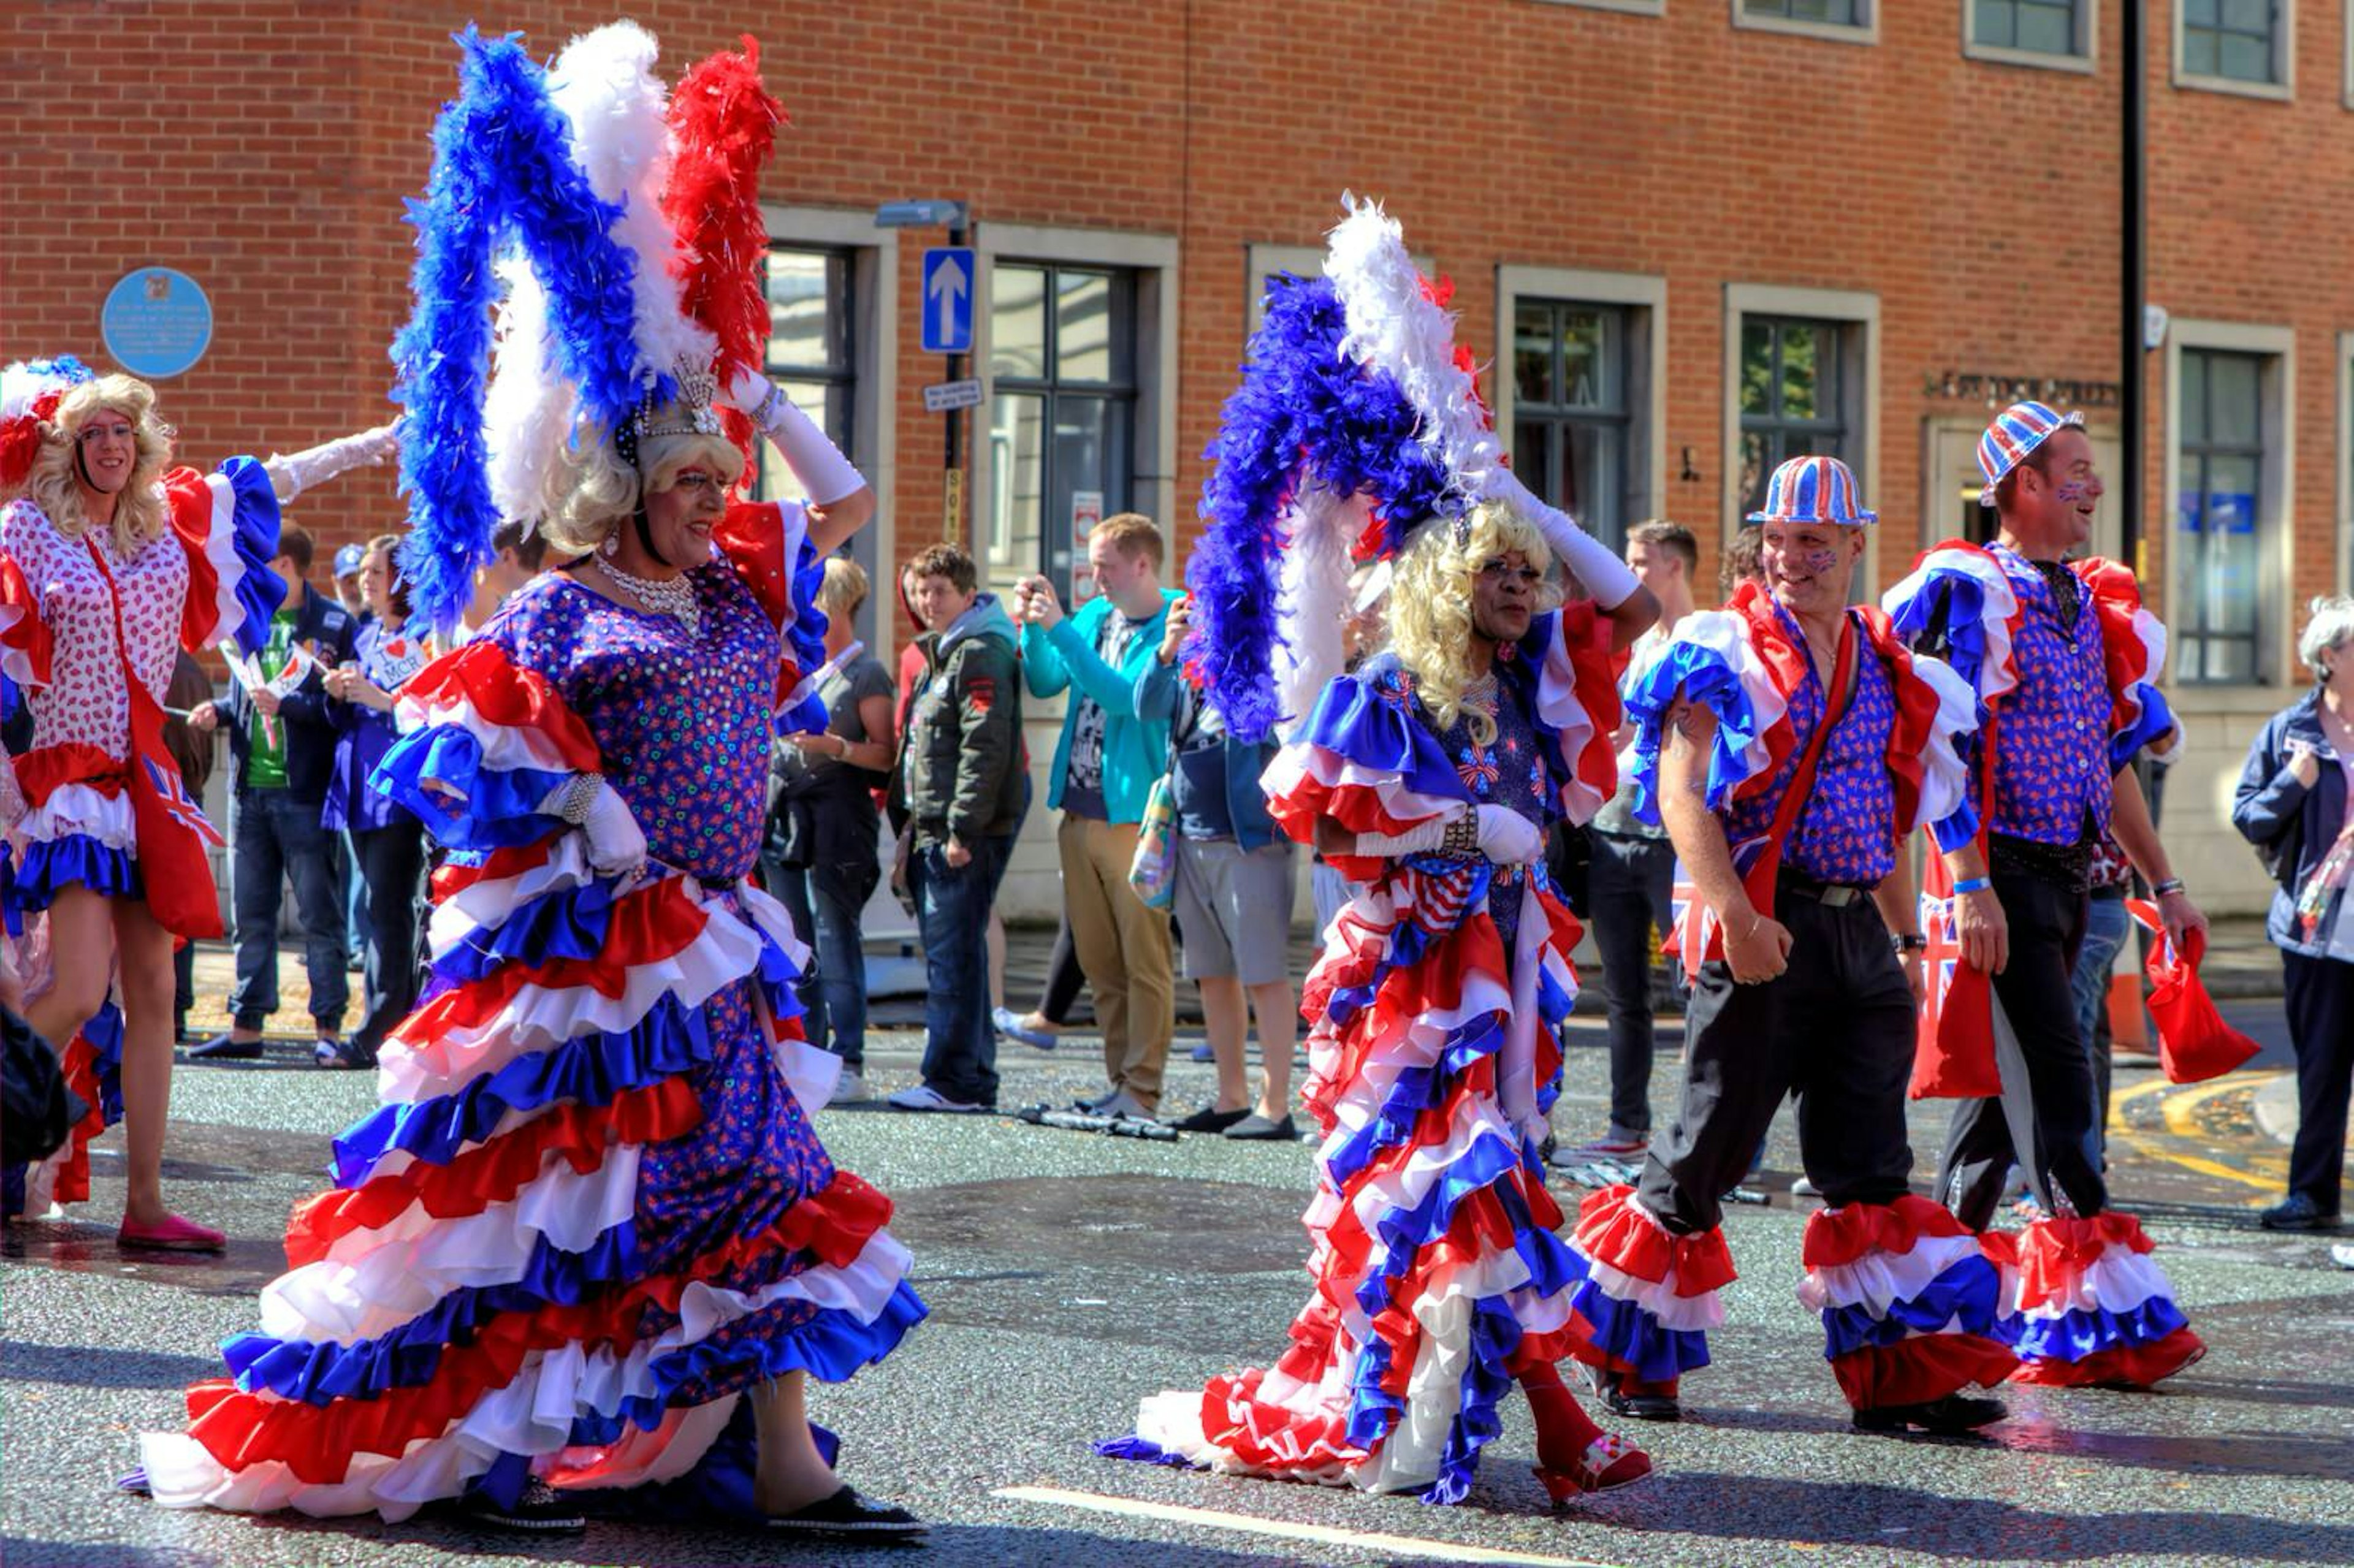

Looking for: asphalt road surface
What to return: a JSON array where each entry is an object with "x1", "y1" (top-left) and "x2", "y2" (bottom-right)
[{"x1": 6, "y1": 999, "x2": 2350, "y2": 1568}]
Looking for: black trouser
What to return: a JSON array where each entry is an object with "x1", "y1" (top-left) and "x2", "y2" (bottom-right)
[
  {"x1": 1038, "y1": 915, "x2": 1087, "y2": 1026},
  {"x1": 349, "y1": 820, "x2": 425, "y2": 1060},
  {"x1": 1589, "y1": 831, "x2": 1677, "y2": 1136},
  {"x1": 1639, "y1": 885, "x2": 1916, "y2": 1236},
  {"x1": 2284, "y1": 950, "x2": 2354, "y2": 1214},
  {"x1": 1937, "y1": 867, "x2": 2100, "y2": 1231}
]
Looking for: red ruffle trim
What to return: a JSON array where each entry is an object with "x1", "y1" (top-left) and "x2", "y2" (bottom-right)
[
  {"x1": 45, "y1": 1027, "x2": 110, "y2": 1206},
  {"x1": 430, "y1": 840, "x2": 555, "y2": 902},
  {"x1": 2014, "y1": 1211, "x2": 2156, "y2": 1309},
  {"x1": 14, "y1": 742, "x2": 129, "y2": 809},
  {"x1": 1833, "y1": 1333, "x2": 2021, "y2": 1409},
  {"x1": 1571, "y1": 1184, "x2": 1737, "y2": 1295},
  {"x1": 1198, "y1": 1365, "x2": 1364, "y2": 1475},
  {"x1": 1553, "y1": 599, "x2": 1624, "y2": 818},
  {"x1": 0, "y1": 552, "x2": 54, "y2": 685},
  {"x1": 1802, "y1": 1194, "x2": 1976, "y2": 1269},
  {"x1": 206, "y1": 1170, "x2": 897, "y2": 1482},
  {"x1": 283, "y1": 1080, "x2": 703, "y2": 1268},
  {"x1": 2010, "y1": 1325, "x2": 2205, "y2": 1388},
  {"x1": 401, "y1": 639, "x2": 606, "y2": 773}
]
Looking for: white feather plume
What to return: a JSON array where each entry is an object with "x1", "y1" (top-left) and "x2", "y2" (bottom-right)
[
  {"x1": 1272, "y1": 483, "x2": 1362, "y2": 742},
  {"x1": 547, "y1": 20, "x2": 717, "y2": 389},
  {"x1": 482, "y1": 251, "x2": 574, "y2": 531},
  {"x1": 1324, "y1": 193, "x2": 1501, "y2": 508}
]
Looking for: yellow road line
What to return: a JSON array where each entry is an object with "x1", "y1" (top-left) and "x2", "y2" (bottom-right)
[
  {"x1": 2106, "y1": 1070, "x2": 2287, "y2": 1195},
  {"x1": 992, "y1": 1484, "x2": 1624, "y2": 1567}
]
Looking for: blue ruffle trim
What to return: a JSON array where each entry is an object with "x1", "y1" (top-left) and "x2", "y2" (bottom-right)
[
  {"x1": 212, "y1": 457, "x2": 288, "y2": 657},
  {"x1": 372, "y1": 725, "x2": 568, "y2": 851},
  {"x1": 1819, "y1": 1255, "x2": 2005, "y2": 1359},
  {"x1": 2009, "y1": 1295, "x2": 2190, "y2": 1364},
  {"x1": 328, "y1": 994, "x2": 714, "y2": 1185},
  {"x1": 1295, "y1": 657, "x2": 1475, "y2": 810},
  {"x1": 1559, "y1": 1248, "x2": 1714, "y2": 1385},
  {"x1": 565, "y1": 1281, "x2": 928, "y2": 1447},
  {"x1": 1886, "y1": 563, "x2": 2000, "y2": 699},
  {"x1": 428, "y1": 873, "x2": 616, "y2": 988},
  {"x1": 222, "y1": 1224, "x2": 637, "y2": 1404},
  {"x1": 1623, "y1": 639, "x2": 1771, "y2": 826},
  {"x1": 8, "y1": 835, "x2": 140, "y2": 918},
  {"x1": 1095, "y1": 1434, "x2": 1195, "y2": 1467},
  {"x1": 781, "y1": 531, "x2": 830, "y2": 737},
  {"x1": 2111, "y1": 682, "x2": 2176, "y2": 771}
]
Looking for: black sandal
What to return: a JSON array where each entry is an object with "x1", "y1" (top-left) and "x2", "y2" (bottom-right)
[
  {"x1": 453, "y1": 1476, "x2": 587, "y2": 1533},
  {"x1": 764, "y1": 1485, "x2": 927, "y2": 1542}
]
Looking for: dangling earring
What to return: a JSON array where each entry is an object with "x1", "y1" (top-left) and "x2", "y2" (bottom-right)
[{"x1": 600, "y1": 530, "x2": 619, "y2": 558}]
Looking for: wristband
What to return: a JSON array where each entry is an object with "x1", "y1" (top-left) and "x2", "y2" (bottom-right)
[
  {"x1": 1893, "y1": 932, "x2": 1927, "y2": 954},
  {"x1": 1951, "y1": 875, "x2": 1991, "y2": 896},
  {"x1": 2153, "y1": 877, "x2": 2185, "y2": 897}
]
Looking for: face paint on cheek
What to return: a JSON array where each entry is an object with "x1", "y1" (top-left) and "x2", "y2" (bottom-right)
[
  {"x1": 2054, "y1": 480, "x2": 2091, "y2": 506},
  {"x1": 1799, "y1": 548, "x2": 1840, "y2": 577}
]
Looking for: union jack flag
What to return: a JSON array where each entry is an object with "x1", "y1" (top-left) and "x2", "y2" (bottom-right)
[
  {"x1": 1917, "y1": 891, "x2": 1967, "y2": 1026},
  {"x1": 142, "y1": 752, "x2": 224, "y2": 848},
  {"x1": 1666, "y1": 835, "x2": 1769, "y2": 970}
]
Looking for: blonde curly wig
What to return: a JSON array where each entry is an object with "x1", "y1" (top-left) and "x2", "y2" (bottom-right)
[
  {"x1": 1385, "y1": 500, "x2": 1550, "y2": 748},
  {"x1": 23, "y1": 374, "x2": 173, "y2": 557},
  {"x1": 539, "y1": 418, "x2": 744, "y2": 559}
]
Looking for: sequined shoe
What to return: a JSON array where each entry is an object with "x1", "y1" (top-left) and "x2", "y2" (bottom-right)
[
  {"x1": 764, "y1": 1485, "x2": 926, "y2": 1542},
  {"x1": 453, "y1": 1477, "x2": 586, "y2": 1533}
]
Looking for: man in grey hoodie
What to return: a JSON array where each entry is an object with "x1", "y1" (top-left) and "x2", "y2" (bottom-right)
[{"x1": 889, "y1": 544, "x2": 1027, "y2": 1112}]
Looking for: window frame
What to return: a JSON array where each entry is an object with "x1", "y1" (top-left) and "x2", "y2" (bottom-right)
[
  {"x1": 2164, "y1": 318, "x2": 2297, "y2": 689},
  {"x1": 1493, "y1": 265, "x2": 1669, "y2": 557},
  {"x1": 1522, "y1": 0, "x2": 1666, "y2": 13},
  {"x1": 1732, "y1": 0, "x2": 1880, "y2": 46},
  {"x1": 1964, "y1": 0, "x2": 2097, "y2": 74},
  {"x1": 2174, "y1": 0, "x2": 2295, "y2": 101},
  {"x1": 759, "y1": 208, "x2": 897, "y2": 653},
  {"x1": 1721, "y1": 283, "x2": 1881, "y2": 586}
]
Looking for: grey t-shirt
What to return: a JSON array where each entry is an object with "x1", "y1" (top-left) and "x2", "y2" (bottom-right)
[
  {"x1": 776, "y1": 652, "x2": 894, "y2": 790},
  {"x1": 1059, "y1": 611, "x2": 1140, "y2": 821}
]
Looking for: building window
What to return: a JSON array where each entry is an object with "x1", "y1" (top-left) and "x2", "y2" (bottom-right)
[
  {"x1": 1973, "y1": 0, "x2": 2084, "y2": 56},
  {"x1": 1512, "y1": 300, "x2": 1636, "y2": 552},
  {"x1": 1743, "y1": 0, "x2": 1865, "y2": 23},
  {"x1": 2182, "y1": 0, "x2": 2285, "y2": 86},
  {"x1": 2175, "y1": 348, "x2": 2268, "y2": 684},
  {"x1": 1737, "y1": 316, "x2": 1849, "y2": 516},
  {"x1": 758, "y1": 246, "x2": 856, "y2": 506},
  {"x1": 986, "y1": 262, "x2": 1137, "y2": 604}
]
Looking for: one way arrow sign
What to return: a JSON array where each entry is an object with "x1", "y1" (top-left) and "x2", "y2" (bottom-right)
[{"x1": 922, "y1": 247, "x2": 973, "y2": 355}]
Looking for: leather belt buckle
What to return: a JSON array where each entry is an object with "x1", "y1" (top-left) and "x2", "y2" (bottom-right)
[{"x1": 1819, "y1": 884, "x2": 1859, "y2": 907}]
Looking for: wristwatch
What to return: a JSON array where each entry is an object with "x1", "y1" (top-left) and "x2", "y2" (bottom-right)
[{"x1": 1892, "y1": 932, "x2": 1927, "y2": 955}]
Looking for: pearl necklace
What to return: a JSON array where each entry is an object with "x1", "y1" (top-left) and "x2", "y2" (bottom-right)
[{"x1": 601, "y1": 558, "x2": 699, "y2": 634}]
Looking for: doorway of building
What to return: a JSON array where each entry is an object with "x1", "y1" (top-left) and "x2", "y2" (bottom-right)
[{"x1": 1921, "y1": 417, "x2": 2122, "y2": 557}]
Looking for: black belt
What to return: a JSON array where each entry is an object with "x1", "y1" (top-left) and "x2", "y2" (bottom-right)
[{"x1": 1778, "y1": 869, "x2": 1872, "y2": 908}]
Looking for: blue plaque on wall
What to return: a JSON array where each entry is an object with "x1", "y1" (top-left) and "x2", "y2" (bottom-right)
[{"x1": 101, "y1": 268, "x2": 213, "y2": 379}]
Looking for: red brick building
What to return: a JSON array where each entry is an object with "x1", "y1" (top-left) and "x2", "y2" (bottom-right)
[{"x1": 7, "y1": 1, "x2": 2347, "y2": 912}]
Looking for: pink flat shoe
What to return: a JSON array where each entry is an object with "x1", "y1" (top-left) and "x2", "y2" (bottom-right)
[{"x1": 117, "y1": 1214, "x2": 226, "y2": 1252}]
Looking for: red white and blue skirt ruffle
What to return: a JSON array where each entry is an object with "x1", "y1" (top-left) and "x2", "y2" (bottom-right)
[
  {"x1": 1107, "y1": 855, "x2": 1585, "y2": 1502},
  {"x1": 2, "y1": 997, "x2": 124, "y2": 1219},
  {"x1": 1799, "y1": 1196, "x2": 2017, "y2": 1407},
  {"x1": 1981, "y1": 1212, "x2": 2203, "y2": 1388},
  {"x1": 6, "y1": 742, "x2": 143, "y2": 924},
  {"x1": 1557, "y1": 1184, "x2": 1733, "y2": 1386}
]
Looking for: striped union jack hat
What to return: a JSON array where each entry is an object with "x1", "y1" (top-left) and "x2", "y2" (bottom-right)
[
  {"x1": 1976, "y1": 400, "x2": 2084, "y2": 506},
  {"x1": 1746, "y1": 454, "x2": 1876, "y2": 527}
]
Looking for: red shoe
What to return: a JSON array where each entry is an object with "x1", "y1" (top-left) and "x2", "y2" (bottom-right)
[
  {"x1": 1534, "y1": 1432, "x2": 1652, "y2": 1503},
  {"x1": 118, "y1": 1214, "x2": 226, "y2": 1253}
]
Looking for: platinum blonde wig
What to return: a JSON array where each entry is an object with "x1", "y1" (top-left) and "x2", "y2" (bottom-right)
[
  {"x1": 1385, "y1": 500, "x2": 1550, "y2": 748},
  {"x1": 2298, "y1": 595, "x2": 2354, "y2": 682},
  {"x1": 541, "y1": 419, "x2": 744, "y2": 559},
  {"x1": 25, "y1": 374, "x2": 172, "y2": 557}
]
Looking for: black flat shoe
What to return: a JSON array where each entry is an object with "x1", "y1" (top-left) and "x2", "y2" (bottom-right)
[
  {"x1": 1223, "y1": 1113, "x2": 1298, "y2": 1141},
  {"x1": 2259, "y1": 1193, "x2": 2340, "y2": 1232},
  {"x1": 1587, "y1": 1364, "x2": 1682, "y2": 1421},
  {"x1": 1853, "y1": 1393, "x2": 2006, "y2": 1435},
  {"x1": 764, "y1": 1485, "x2": 926, "y2": 1542},
  {"x1": 1168, "y1": 1105, "x2": 1250, "y2": 1133},
  {"x1": 188, "y1": 1033, "x2": 263, "y2": 1062},
  {"x1": 453, "y1": 1477, "x2": 586, "y2": 1532}
]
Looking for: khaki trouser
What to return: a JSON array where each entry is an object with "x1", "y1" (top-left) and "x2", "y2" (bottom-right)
[{"x1": 1057, "y1": 812, "x2": 1175, "y2": 1109}]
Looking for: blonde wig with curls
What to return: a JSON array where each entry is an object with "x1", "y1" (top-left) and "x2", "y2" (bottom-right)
[
  {"x1": 539, "y1": 416, "x2": 745, "y2": 560},
  {"x1": 1384, "y1": 500, "x2": 1551, "y2": 749},
  {"x1": 23, "y1": 374, "x2": 174, "y2": 558}
]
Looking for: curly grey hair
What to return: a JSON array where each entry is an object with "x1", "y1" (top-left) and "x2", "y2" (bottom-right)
[{"x1": 2298, "y1": 595, "x2": 2354, "y2": 682}]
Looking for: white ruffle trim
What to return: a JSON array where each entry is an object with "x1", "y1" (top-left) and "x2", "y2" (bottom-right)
[
  {"x1": 1797, "y1": 1231, "x2": 1984, "y2": 1317},
  {"x1": 1262, "y1": 744, "x2": 1464, "y2": 835},
  {"x1": 17, "y1": 780, "x2": 135, "y2": 850},
  {"x1": 1883, "y1": 550, "x2": 2019, "y2": 704}
]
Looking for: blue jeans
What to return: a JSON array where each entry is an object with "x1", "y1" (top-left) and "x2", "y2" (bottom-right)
[
  {"x1": 910, "y1": 833, "x2": 1015, "y2": 1106},
  {"x1": 2070, "y1": 888, "x2": 2130, "y2": 1165},
  {"x1": 771, "y1": 859, "x2": 871, "y2": 1073},
  {"x1": 228, "y1": 789, "x2": 349, "y2": 1032}
]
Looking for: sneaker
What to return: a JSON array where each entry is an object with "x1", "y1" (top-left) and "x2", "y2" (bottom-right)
[
  {"x1": 188, "y1": 1032, "x2": 263, "y2": 1062},
  {"x1": 2259, "y1": 1193, "x2": 2341, "y2": 1232},
  {"x1": 763, "y1": 1484, "x2": 926, "y2": 1542},
  {"x1": 885, "y1": 1084, "x2": 989, "y2": 1114},
  {"x1": 314, "y1": 1035, "x2": 372, "y2": 1070},
  {"x1": 1790, "y1": 1174, "x2": 1821, "y2": 1198},
  {"x1": 831, "y1": 1070, "x2": 874, "y2": 1105},
  {"x1": 993, "y1": 1007, "x2": 1057, "y2": 1051},
  {"x1": 1075, "y1": 1086, "x2": 1122, "y2": 1113},
  {"x1": 1571, "y1": 1128, "x2": 1650, "y2": 1160},
  {"x1": 1168, "y1": 1104, "x2": 1251, "y2": 1133},
  {"x1": 1094, "y1": 1089, "x2": 1154, "y2": 1121},
  {"x1": 1223, "y1": 1112, "x2": 1298, "y2": 1142},
  {"x1": 1853, "y1": 1393, "x2": 2006, "y2": 1436},
  {"x1": 1189, "y1": 1041, "x2": 1216, "y2": 1062},
  {"x1": 452, "y1": 1476, "x2": 586, "y2": 1533}
]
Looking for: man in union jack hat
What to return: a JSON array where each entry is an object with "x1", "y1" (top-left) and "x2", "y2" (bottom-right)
[
  {"x1": 1883, "y1": 401, "x2": 2208, "y2": 1388},
  {"x1": 1561, "y1": 454, "x2": 2025, "y2": 1436}
]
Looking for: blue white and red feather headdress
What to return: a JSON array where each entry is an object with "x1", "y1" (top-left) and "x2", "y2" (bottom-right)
[
  {"x1": 0, "y1": 356, "x2": 98, "y2": 492},
  {"x1": 390, "y1": 21, "x2": 782, "y2": 631},
  {"x1": 1189, "y1": 197, "x2": 1501, "y2": 745}
]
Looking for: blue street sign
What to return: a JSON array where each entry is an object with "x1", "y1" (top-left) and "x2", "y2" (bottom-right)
[
  {"x1": 921, "y1": 247, "x2": 973, "y2": 356},
  {"x1": 101, "y1": 267, "x2": 213, "y2": 379}
]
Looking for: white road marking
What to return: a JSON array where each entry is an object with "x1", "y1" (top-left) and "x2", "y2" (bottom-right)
[{"x1": 992, "y1": 1483, "x2": 1624, "y2": 1566}]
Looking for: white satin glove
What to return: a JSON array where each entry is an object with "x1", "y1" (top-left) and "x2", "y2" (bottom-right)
[
  {"x1": 266, "y1": 424, "x2": 398, "y2": 503},
  {"x1": 1474, "y1": 804, "x2": 1544, "y2": 865},
  {"x1": 536, "y1": 778, "x2": 650, "y2": 879},
  {"x1": 1484, "y1": 466, "x2": 1640, "y2": 609},
  {"x1": 722, "y1": 367, "x2": 864, "y2": 504}
]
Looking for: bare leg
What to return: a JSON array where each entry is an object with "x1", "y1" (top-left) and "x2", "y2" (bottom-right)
[
  {"x1": 748, "y1": 1372, "x2": 842, "y2": 1515},
  {"x1": 111, "y1": 898, "x2": 181, "y2": 1228},
  {"x1": 23, "y1": 888, "x2": 115, "y2": 1056},
  {"x1": 1195, "y1": 973, "x2": 1249, "y2": 1113},
  {"x1": 1246, "y1": 978, "x2": 1297, "y2": 1122}
]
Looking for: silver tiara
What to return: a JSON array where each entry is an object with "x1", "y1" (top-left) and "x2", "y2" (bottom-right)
[{"x1": 615, "y1": 360, "x2": 722, "y2": 468}]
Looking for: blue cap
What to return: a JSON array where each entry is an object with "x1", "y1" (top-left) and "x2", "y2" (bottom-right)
[{"x1": 332, "y1": 543, "x2": 365, "y2": 577}]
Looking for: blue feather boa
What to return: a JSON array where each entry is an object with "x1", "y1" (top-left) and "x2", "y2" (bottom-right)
[
  {"x1": 389, "y1": 26, "x2": 663, "y2": 633},
  {"x1": 1188, "y1": 273, "x2": 1466, "y2": 745}
]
